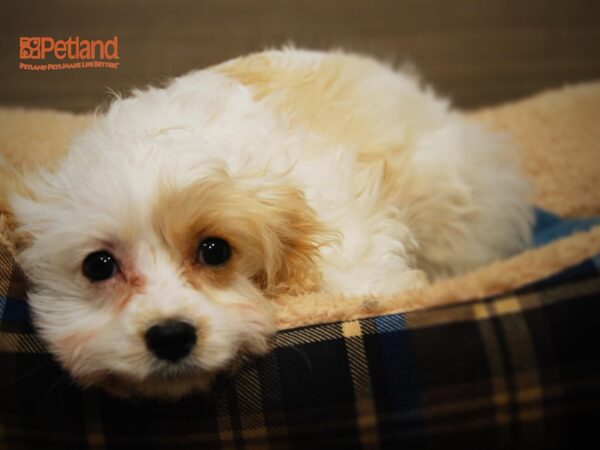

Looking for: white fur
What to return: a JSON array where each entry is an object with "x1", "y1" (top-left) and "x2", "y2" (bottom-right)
[{"x1": 10, "y1": 49, "x2": 532, "y2": 397}]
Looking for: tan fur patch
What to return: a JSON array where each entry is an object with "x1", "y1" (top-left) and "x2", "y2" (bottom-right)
[
  {"x1": 153, "y1": 170, "x2": 332, "y2": 296},
  {"x1": 0, "y1": 165, "x2": 34, "y2": 252},
  {"x1": 215, "y1": 52, "x2": 381, "y2": 150}
]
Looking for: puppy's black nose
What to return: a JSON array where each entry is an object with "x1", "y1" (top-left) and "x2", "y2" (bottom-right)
[{"x1": 145, "y1": 320, "x2": 197, "y2": 362}]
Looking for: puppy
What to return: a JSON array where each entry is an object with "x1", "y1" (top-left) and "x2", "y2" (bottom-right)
[{"x1": 6, "y1": 49, "x2": 532, "y2": 397}]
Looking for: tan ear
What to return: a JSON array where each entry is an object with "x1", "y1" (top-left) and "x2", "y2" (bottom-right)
[
  {"x1": 0, "y1": 163, "x2": 32, "y2": 254},
  {"x1": 251, "y1": 183, "x2": 336, "y2": 296}
]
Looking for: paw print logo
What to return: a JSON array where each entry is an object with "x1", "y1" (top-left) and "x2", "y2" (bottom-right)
[{"x1": 19, "y1": 37, "x2": 41, "y2": 59}]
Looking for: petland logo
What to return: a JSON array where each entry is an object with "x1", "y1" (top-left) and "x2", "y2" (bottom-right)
[{"x1": 19, "y1": 36, "x2": 119, "y2": 70}]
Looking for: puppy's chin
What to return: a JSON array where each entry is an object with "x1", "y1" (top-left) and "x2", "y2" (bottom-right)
[
  {"x1": 86, "y1": 364, "x2": 225, "y2": 399},
  {"x1": 75, "y1": 336, "x2": 273, "y2": 399},
  {"x1": 91, "y1": 372, "x2": 214, "y2": 399}
]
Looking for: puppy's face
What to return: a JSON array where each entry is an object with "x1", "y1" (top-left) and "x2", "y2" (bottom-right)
[{"x1": 11, "y1": 149, "x2": 325, "y2": 398}]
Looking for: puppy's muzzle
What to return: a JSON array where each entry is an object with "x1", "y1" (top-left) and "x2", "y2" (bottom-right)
[{"x1": 144, "y1": 320, "x2": 197, "y2": 362}]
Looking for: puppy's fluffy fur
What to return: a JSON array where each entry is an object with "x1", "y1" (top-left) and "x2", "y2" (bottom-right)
[{"x1": 8, "y1": 49, "x2": 532, "y2": 397}]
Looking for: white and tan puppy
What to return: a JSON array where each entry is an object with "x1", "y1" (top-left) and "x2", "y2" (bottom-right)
[{"x1": 7, "y1": 49, "x2": 532, "y2": 397}]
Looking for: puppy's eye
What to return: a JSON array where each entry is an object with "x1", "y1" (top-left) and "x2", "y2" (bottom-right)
[
  {"x1": 197, "y1": 238, "x2": 231, "y2": 266},
  {"x1": 82, "y1": 251, "x2": 118, "y2": 281}
]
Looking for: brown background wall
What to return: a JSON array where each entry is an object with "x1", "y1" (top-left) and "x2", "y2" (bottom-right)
[{"x1": 1, "y1": 0, "x2": 600, "y2": 112}]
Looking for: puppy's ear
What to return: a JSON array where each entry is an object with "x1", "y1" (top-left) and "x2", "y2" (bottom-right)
[
  {"x1": 0, "y1": 162, "x2": 33, "y2": 253},
  {"x1": 252, "y1": 183, "x2": 333, "y2": 296}
]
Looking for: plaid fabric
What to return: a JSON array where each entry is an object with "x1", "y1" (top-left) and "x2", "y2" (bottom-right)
[{"x1": 0, "y1": 248, "x2": 599, "y2": 450}]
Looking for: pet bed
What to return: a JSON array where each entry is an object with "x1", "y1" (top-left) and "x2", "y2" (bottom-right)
[{"x1": 0, "y1": 82, "x2": 599, "y2": 449}]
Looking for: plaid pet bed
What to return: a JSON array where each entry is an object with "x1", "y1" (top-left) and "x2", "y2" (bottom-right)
[{"x1": 1, "y1": 246, "x2": 599, "y2": 449}]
